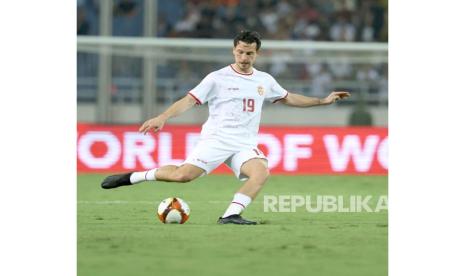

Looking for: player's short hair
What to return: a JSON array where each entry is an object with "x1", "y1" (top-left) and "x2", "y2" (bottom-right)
[{"x1": 233, "y1": 30, "x2": 262, "y2": 51}]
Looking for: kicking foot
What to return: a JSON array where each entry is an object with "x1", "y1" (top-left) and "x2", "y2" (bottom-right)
[
  {"x1": 217, "y1": 214, "x2": 257, "y2": 225},
  {"x1": 101, "y1": 173, "x2": 132, "y2": 189}
]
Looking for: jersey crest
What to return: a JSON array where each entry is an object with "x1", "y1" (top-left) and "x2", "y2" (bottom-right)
[{"x1": 257, "y1": 85, "x2": 265, "y2": 96}]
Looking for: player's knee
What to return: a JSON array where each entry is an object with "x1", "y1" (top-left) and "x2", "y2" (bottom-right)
[
  {"x1": 262, "y1": 168, "x2": 270, "y2": 181},
  {"x1": 250, "y1": 168, "x2": 270, "y2": 185}
]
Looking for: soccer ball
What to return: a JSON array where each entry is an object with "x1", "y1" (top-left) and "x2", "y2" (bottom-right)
[{"x1": 157, "y1": 197, "x2": 190, "y2": 224}]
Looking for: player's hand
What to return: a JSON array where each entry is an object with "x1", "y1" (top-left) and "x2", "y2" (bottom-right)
[
  {"x1": 322, "y1": 91, "x2": 351, "y2": 105},
  {"x1": 139, "y1": 115, "x2": 167, "y2": 134}
]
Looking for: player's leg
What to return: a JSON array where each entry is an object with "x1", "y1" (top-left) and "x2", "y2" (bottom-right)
[
  {"x1": 101, "y1": 164, "x2": 205, "y2": 189},
  {"x1": 236, "y1": 158, "x2": 270, "y2": 199},
  {"x1": 101, "y1": 139, "x2": 226, "y2": 189},
  {"x1": 219, "y1": 149, "x2": 269, "y2": 225},
  {"x1": 155, "y1": 164, "x2": 205, "y2": 183}
]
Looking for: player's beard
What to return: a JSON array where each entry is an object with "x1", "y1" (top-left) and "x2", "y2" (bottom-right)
[{"x1": 239, "y1": 62, "x2": 251, "y2": 70}]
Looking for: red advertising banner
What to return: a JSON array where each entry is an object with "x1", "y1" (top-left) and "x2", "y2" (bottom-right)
[{"x1": 77, "y1": 123, "x2": 388, "y2": 175}]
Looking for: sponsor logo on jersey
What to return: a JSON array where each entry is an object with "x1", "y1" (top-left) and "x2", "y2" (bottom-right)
[{"x1": 257, "y1": 85, "x2": 265, "y2": 96}]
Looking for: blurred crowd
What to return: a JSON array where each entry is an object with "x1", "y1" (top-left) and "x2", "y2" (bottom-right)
[
  {"x1": 166, "y1": 0, "x2": 387, "y2": 42},
  {"x1": 77, "y1": 0, "x2": 388, "y2": 103},
  {"x1": 78, "y1": 0, "x2": 387, "y2": 41}
]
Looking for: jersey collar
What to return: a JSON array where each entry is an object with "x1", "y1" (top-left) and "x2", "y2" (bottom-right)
[{"x1": 229, "y1": 64, "x2": 254, "y2": 76}]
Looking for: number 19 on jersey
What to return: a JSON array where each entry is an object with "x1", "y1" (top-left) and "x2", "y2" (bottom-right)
[{"x1": 243, "y1": 98, "x2": 255, "y2": 112}]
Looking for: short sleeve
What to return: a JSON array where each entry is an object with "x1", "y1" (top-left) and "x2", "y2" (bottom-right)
[
  {"x1": 188, "y1": 73, "x2": 216, "y2": 105},
  {"x1": 265, "y1": 75, "x2": 288, "y2": 103}
]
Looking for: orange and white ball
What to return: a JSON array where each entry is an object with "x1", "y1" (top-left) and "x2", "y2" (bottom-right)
[{"x1": 157, "y1": 197, "x2": 190, "y2": 224}]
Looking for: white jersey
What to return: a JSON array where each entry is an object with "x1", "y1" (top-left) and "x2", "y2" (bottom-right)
[{"x1": 188, "y1": 65, "x2": 288, "y2": 148}]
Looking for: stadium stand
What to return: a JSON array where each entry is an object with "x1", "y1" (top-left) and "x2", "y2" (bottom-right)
[{"x1": 77, "y1": 0, "x2": 387, "y2": 106}]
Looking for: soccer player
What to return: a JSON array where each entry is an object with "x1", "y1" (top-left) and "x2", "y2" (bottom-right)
[{"x1": 101, "y1": 30, "x2": 350, "y2": 225}]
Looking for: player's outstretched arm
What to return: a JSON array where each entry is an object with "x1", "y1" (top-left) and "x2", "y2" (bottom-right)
[
  {"x1": 279, "y1": 91, "x2": 351, "y2": 107},
  {"x1": 139, "y1": 94, "x2": 197, "y2": 134}
]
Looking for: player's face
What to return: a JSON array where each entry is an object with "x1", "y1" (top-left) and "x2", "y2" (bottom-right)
[{"x1": 233, "y1": 41, "x2": 258, "y2": 72}]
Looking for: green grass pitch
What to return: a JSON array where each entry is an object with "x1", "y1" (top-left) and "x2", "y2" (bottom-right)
[{"x1": 78, "y1": 174, "x2": 387, "y2": 276}]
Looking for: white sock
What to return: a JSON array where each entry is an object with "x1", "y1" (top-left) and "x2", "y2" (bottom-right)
[
  {"x1": 129, "y1": 168, "x2": 157, "y2": 184},
  {"x1": 222, "y1": 193, "x2": 252, "y2": 218}
]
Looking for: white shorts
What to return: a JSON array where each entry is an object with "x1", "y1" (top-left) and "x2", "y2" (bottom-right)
[{"x1": 183, "y1": 139, "x2": 267, "y2": 181}]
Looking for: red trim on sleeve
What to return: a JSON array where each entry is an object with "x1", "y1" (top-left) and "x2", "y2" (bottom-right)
[
  {"x1": 272, "y1": 91, "x2": 289, "y2": 103},
  {"x1": 188, "y1": 92, "x2": 202, "y2": 105}
]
